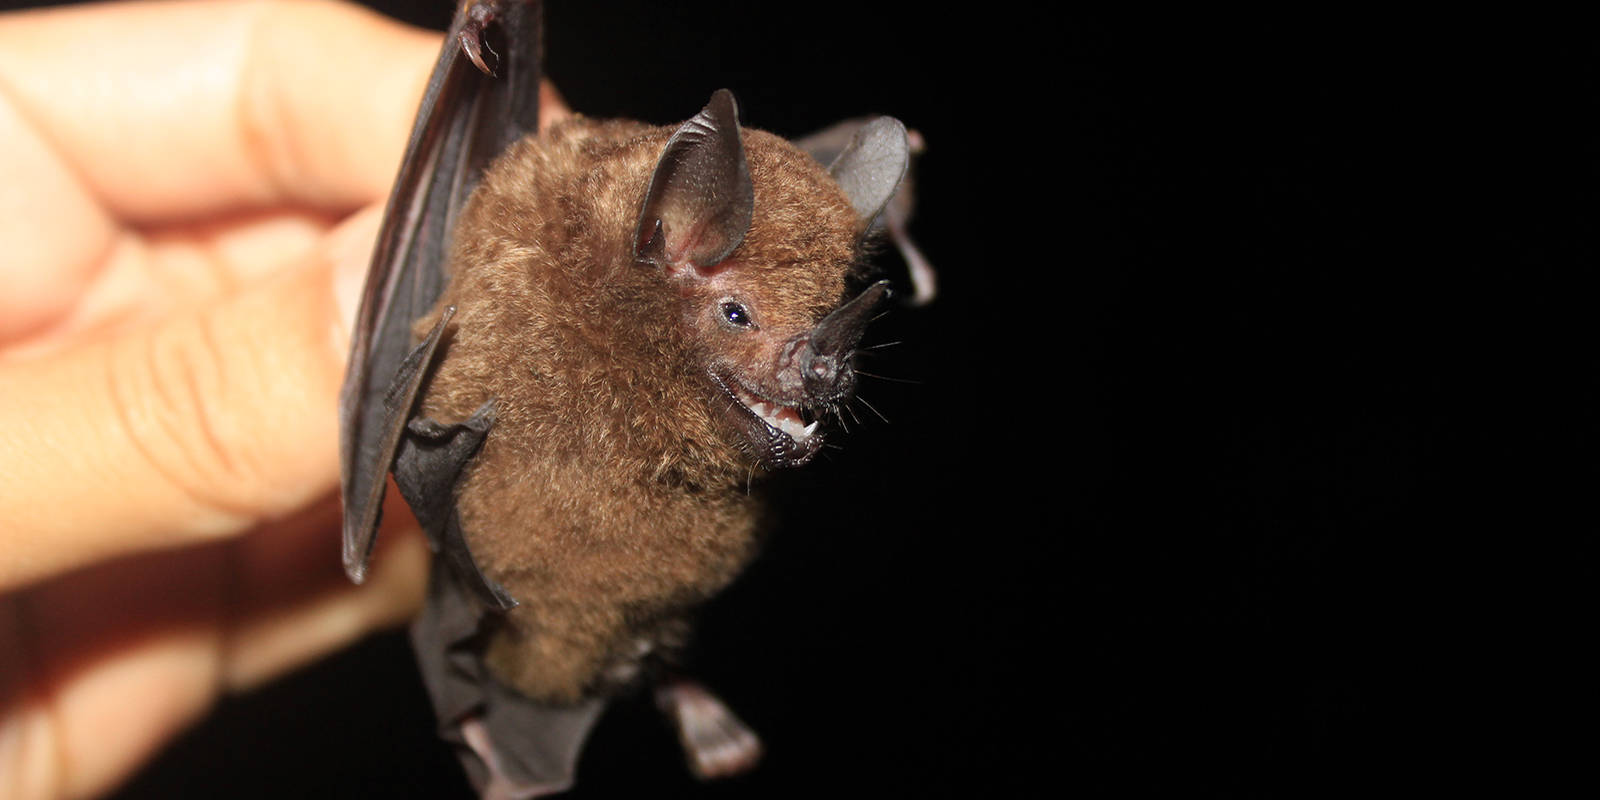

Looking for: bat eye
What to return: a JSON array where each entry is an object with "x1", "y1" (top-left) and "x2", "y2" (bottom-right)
[{"x1": 719, "y1": 300, "x2": 755, "y2": 330}]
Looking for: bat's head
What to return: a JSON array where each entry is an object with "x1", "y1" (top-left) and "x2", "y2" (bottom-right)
[{"x1": 634, "y1": 91, "x2": 909, "y2": 468}]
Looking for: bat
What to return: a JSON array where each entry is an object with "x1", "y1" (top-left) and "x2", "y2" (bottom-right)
[{"x1": 338, "y1": 1, "x2": 925, "y2": 795}]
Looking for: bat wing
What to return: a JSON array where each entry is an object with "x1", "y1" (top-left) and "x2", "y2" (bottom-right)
[
  {"x1": 339, "y1": 0, "x2": 542, "y2": 584},
  {"x1": 338, "y1": 2, "x2": 600, "y2": 791}
]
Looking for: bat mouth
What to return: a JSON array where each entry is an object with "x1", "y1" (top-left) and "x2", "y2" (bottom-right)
[{"x1": 709, "y1": 372, "x2": 824, "y2": 467}]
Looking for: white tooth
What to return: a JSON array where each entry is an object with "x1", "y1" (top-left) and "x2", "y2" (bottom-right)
[{"x1": 803, "y1": 421, "x2": 819, "y2": 437}]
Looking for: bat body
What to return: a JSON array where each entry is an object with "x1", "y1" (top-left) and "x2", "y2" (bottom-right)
[
  {"x1": 340, "y1": 2, "x2": 920, "y2": 796},
  {"x1": 414, "y1": 115, "x2": 866, "y2": 702}
]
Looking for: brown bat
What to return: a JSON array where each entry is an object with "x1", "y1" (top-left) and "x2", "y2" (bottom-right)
[{"x1": 338, "y1": 1, "x2": 921, "y2": 796}]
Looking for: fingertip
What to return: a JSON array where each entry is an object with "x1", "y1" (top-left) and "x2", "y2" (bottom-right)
[
  {"x1": 0, "y1": 0, "x2": 443, "y2": 221},
  {"x1": 243, "y1": 0, "x2": 446, "y2": 210}
]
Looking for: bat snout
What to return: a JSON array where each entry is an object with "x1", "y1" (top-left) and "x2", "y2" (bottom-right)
[
  {"x1": 777, "y1": 279, "x2": 890, "y2": 404},
  {"x1": 795, "y1": 347, "x2": 854, "y2": 404},
  {"x1": 806, "y1": 352, "x2": 842, "y2": 387}
]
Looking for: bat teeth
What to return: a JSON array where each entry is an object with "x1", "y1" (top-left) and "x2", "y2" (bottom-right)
[
  {"x1": 714, "y1": 372, "x2": 826, "y2": 465},
  {"x1": 740, "y1": 389, "x2": 815, "y2": 444}
]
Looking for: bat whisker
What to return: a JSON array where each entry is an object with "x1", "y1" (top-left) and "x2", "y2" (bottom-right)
[
  {"x1": 854, "y1": 370, "x2": 919, "y2": 384},
  {"x1": 855, "y1": 396, "x2": 890, "y2": 424},
  {"x1": 860, "y1": 340, "x2": 902, "y2": 350},
  {"x1": 841, "y1": 402, "x2": 863, "y2": 427}
]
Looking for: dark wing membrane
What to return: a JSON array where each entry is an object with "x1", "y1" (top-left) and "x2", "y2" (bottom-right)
[{"x1": 339, "y1": 0, "x2": 543, "y2": 582}]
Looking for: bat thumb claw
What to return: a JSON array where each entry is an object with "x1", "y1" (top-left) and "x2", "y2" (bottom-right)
[{"x1": 458, "y1": 27, "x2": 496, "y2": 75}]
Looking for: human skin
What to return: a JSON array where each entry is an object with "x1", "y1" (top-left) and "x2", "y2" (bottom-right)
[{"x1": 0, "y1": 2, "x2": 566, "y2": 798}]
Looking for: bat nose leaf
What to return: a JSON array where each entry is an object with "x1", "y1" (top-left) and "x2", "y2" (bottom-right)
[
  {"x1": 812, "y1": 280, "x2": 889, "y2": 355},
  {"x1": 798, "y1": 280, "x2": 890, "y2": 400}
]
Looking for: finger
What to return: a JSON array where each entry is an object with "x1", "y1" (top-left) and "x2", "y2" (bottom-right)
[
  {"x1": 0, "y1": 499, "x2": 427, "y2": 800},
  {"x1": 0, "y1": 206, "x2": 381, "y2": 593},
  {"x1": 221, "y1": 490, "x2": 427, "y2": 691},
  {"x1": 0, "y1": 0, "x2": 572, "y2": 224},
  {"x1": 1, "y1": 540, "x2": 231, "y2": 800},
  {"x1": 0, "y1": 0, "x2": 435, "y2": 224},
  {"x1": 2, "y1": 209, "x2": 339, "y2": 354},
  {"x1": 0, "y1": 71, "x2": 117, "y2": 345},
  {"x1": 0, "y1": 0, "x2": 426, "y2": 347},
  {"x1": 0, "y1": 0, "x2": 571, "y2": 345}
]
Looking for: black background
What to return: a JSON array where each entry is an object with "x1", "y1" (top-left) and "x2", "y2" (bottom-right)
[{"x1": 3, "y1": 0, "x2": 1581, "y2": 796}]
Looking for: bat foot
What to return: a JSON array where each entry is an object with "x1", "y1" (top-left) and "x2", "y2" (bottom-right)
[
  {"x1": 656, "y1": 679, "x2": 764, "y2": 780},
  {"x1": 460, "y1": 714, "x2": 569, "y2": 800}
]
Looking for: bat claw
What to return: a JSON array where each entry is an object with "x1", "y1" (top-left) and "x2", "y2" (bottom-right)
[
  {"x1": 459, "y1": 27, "x2": 497, "y2": 75},
  {"x1": 459, "y1": 0, "x2": 503, "y2": 75}
]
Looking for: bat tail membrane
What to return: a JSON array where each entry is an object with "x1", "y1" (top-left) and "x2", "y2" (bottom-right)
[{"x1": 339, "y1": 0, "x2": 543, "y2": 582}]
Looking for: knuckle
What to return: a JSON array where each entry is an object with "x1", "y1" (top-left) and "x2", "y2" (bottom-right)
[{"x1": 105, "y1": 311, "x2": 263, "y2": 520}]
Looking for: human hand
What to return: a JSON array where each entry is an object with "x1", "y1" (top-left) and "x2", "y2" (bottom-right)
[{"x1": 0, "y1": 2, "x2": 565, "y2": 798}]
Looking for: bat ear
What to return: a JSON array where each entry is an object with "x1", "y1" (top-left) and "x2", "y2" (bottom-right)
[
  {"x1": 634, "y1": 89, "x2": 754, "y2": 271},
  {"x1": 825, "y1": 116, "x2": 910, "y2": 233}
]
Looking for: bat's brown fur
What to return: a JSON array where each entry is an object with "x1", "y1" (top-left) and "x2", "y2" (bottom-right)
[{"x1": 416, "y1": 117, "x2": 861, "y2": 702}]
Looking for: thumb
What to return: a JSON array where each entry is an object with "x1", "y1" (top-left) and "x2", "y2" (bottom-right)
[{"x1": 0, "y1": 208, "x2": 381, "y2": 592}]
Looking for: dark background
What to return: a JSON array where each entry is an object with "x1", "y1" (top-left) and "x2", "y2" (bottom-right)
[{"x1": 4, "y1": 0, "x2": 1580, "y2": 795}]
